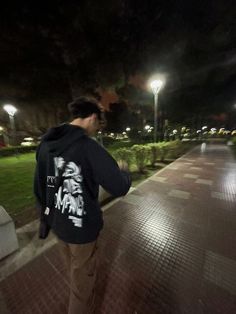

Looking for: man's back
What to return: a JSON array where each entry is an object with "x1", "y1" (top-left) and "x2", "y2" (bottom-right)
[{"x1": 34, "y1": 123, "x2": 131, "y2": 244}]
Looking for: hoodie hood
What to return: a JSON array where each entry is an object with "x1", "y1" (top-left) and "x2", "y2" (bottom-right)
[{"x1": 42, "y1": 123, "x2": 86, "y2": 155}]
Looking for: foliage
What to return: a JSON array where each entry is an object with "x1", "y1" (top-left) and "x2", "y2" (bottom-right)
[
  {"x1": 157, "y1": 142, "x2": 171, "y2": 162},
  {"x1": 112, "y1": 148, "x2": 133, "y2": 169},
  {"x1": 101, "y1": 136, "x2": 116, "y2": 147},
  {"x1": 131, "y1": 144, "x2": 151, "y2": 173},
  {"x1": 166, "y1": 140, "x2": 184, "y2": 159},
  {"x1": 231, "y1": 136, "x2": 236, "y2": 146},
  {"x1": 0, "y1": 145, "x2": 38, "y2": 157},
  {"x1": 146, "y1": 143, "x2": 160, "y2": 166}
]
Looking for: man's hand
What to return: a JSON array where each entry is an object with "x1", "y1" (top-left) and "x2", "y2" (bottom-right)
[{"x1": 117, "y1": 160, "x2": 129, "y2": 172}]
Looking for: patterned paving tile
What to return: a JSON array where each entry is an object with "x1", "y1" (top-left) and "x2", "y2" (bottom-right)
[
  {"x1": 204, "y1": 251, "x2": 236, "y2": 295},
  {"x1": 211, "y1": 191, "x2": 236, "y2": 202},
  {"x1": 122, "y1": 194, "x2": 144, "y2": 206},
  {"x1": 168, "y1": 189, "x2": 190, "y2": 200},
  {"x1": 149, "y1": 176, "x2": 167, "y2": 183},
  {"x1": 181, "y1": 158, "x2": 195, "y2": 162},
  {"x1": 1, "y1": 143, "x2": 236, "y2": 314},
  {"x1": 225, "y1": 162, "x2": 236, "y2": 168},
  {"x1": 184, "y1": 174, "x2": 199, "y2": 179},
  {"x1": 167, "y1": 165, "x2": 179, "y2": 170},
  {"x1": 196, "y1": 179, "x2": 213, "y2": 185}
]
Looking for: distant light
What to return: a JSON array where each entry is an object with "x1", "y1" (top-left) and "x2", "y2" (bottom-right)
[
  {"x1": 196, "y1": 130, "x2": 201, "y2": 133},
  {"x1": 173, "y1": 129, "x2": 178, "y2": 134},
  {"x1": 144, "y1": 125, "x2": 150, "y2": 130},
  {"x1": 202, "y1": 126, "x2": 207, "y2": 130},
  {"x1": 24, "y1": 137, "x2": 34, "y2": 141},
  {"x1": 98, "y1": 131, "x2": 102, "y2": 135},
  {"x1": 122, "y1": 132, "x2": 126, "y2": 135},
  {"x1": 0, "y1": 126, "x2": 3, "y2": 131},
  {"x1": 3, "y1": 104, "x2": 17, "y2": 116},
  {"x1": 150, "y1": 80, "x2": 163, "y2": 94},
  {"x1": 126, "y1": 127, "x2": 131, "y2": 132}
]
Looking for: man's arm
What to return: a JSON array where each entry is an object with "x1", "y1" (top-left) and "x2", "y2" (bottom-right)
[{"x1": 86, "y1": 140, "x2": 131, "y2": 197}]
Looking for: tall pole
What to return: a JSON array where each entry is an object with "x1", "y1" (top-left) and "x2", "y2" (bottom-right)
[
  {"x1": 150, "y1": 79, "x2": 163, "y2": 143},
  {"x1": 154, "y1": 93, "x2": 158, "y2": 143},
  {"x1": 9, "y1": 115, "x2": 16, "y2": 145}
]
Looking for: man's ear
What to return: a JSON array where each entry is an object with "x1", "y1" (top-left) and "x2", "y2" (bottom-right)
[{"x1": 91, "y1": 113, "x2": 97, "y2": 121}]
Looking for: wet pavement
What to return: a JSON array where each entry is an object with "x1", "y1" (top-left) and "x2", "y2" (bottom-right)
[{"x1": 0, "y1": 143, "x2": 236, "y2": 313}]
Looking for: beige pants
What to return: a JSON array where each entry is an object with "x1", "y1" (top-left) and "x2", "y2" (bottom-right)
[{"x1": 58, "y1": 239, "x2": 98, "y2": 314}]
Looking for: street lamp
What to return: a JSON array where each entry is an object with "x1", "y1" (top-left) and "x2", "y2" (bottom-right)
[
  {"x1": 150, "y1": 80, "x2": 163, "y2": 142},
  {"x1": 3, "y1": 104, "x2": 17, "y2": 145}
]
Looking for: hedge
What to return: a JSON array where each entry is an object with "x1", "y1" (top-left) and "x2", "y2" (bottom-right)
[{"x1": 0, "y1": 145, "x2": 38, "y2": 157}]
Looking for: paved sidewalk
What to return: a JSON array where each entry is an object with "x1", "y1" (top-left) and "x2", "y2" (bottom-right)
[{"x1": 0, "y1": 144, "x2": 236, "y2": 313}]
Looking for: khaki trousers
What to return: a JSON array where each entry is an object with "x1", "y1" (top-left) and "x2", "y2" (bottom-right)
[{"x1": 58, "y1": 239, "x2": 98, "y2": 314}]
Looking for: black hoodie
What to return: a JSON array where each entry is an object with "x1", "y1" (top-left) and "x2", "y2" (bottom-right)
[{"x1": 34, "y1": 123, "x2": 131, "y2": 244}]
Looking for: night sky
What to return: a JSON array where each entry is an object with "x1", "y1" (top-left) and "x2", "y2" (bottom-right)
[{"x1": 0, "y1": 1, "x2": 236, "y2": 131}]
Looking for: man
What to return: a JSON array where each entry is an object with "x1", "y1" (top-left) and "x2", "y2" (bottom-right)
[{"x1": 34, "y1": 96, "x2": 131, "y2": 314}]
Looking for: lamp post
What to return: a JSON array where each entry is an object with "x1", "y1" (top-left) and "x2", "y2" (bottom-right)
[
  {"x1": 150, "y1": 80, "x2": 163, "y2": 142},
  {"x1": 3, "y1": 104, "x2": 17, "y2": 146}
]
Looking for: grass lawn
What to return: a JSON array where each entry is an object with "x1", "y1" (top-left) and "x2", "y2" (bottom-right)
[
  {"x1": 0, "y1": 149, "x2": 169, "y2": 228},
  {"x1": 0, "y1": 153, "x2": 38, "y2": 227}
]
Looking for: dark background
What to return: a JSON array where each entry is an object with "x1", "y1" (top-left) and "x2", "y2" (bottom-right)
[{"x1": 0, "y1": 1, "x2": 235, "y2": 135}]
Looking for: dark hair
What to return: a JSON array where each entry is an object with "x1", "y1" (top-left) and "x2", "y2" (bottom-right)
[{"x1": 68, "y1": 96, "x2": 102, "y2": 120}]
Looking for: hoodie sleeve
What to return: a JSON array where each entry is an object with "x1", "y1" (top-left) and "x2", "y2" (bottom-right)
[{"x1": 86, "y1": 140, "x2": 131, "y2": 197}]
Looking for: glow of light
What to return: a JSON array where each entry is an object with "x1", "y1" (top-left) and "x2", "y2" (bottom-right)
[
  {"x1": 150, "y1": 80, "x2": 163, "y2": 94},
  {"x1": 3, "y1": 104, "x2": 17, "y2": 116}
]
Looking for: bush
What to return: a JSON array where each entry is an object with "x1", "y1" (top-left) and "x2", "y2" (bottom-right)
[
  {"x1": 0, "y1": 145, "x2": 38, "y2": 157},
  {"x1": 167, "y1": 140, "x2": 183, "y2": 159},
  {"x1": 112, "y1": 148, "x2": 133, "y2": 169},
  {"x1": 146, "y1": 143, "x2": 160, "y2": 166},
  {"x1": 108, "y1": 140, "x2": 135, "y2": 150},
  {"x1": 101, "y1": 136, "x2": 116, "y2": 146},
  {"x1": 231, "y1": 136, "x2": 236, "y2": 146},
  {"x1": 157, "y1": 142, "x2": 171, "y2": 162},
  {"x1": 131, "y1": 145, "x2": 151, "y2": 173}
]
